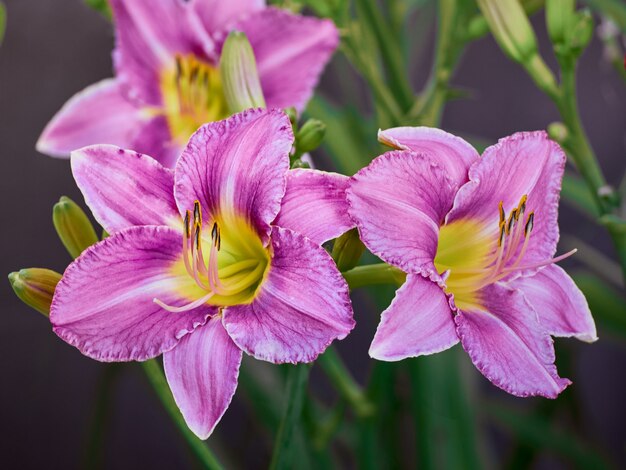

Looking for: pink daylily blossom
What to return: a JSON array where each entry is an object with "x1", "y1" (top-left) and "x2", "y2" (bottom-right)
[
  {"x1": 37, "y1": 0, "x2": 338, "y2": 167},
  {"x1": 347, "y1": 127, "x2": 597, "y2": 398},
  {"x1": 50, "y1": 109, "x2": 355, "y2": 438}
]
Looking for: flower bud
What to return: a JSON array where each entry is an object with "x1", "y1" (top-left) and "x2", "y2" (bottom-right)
[
  {"x1": 220, "y1": 31, "x2": 266, "y2": 113},
  {"x1": 53, "y1": 196, "x2": 99, "y2": 259},
  {"x1": 332, "y1": 229, "x2": 366, "y2": 272},
  {"x1": 295, "y1": 119, "x2": 326, "y2": 154},
  {"x1": 477, "y1": 0, "x2": 539, "y2": 64},
  {"x1": 566, "y1": 10, "x2": 594, "y2": 57},
  {"x1": 9, "y1": 268, "x2": 61, "y2": 316},
  {"x1": 546, "y1": 0, "x2": 575, "y2": 47},
  {"x1": 547, "y1": 121, "x2": 568, "y2": 144}
]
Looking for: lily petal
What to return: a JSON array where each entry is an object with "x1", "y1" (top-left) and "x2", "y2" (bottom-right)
[
  {"x1": 369, "y1": 274, "x2": 458, "y2": 361},
  {"x1": 164, "y1": 316, "x2": 242, "y2": 440},
  {"x1": 511, "y1": 265, "x2": 598, "y2": 342},
  {"x1": 222, "y1": 227, "x2": 354, "y2": 363},
  {"x1": 174, "y1": 109, "x2": 292, "y2": 241},
  {"x1": 455, "y1": 283, "x2": 571, "y2": 398},
  {"x1": 51, "y1": 226, "x2": 213, "y2": 362},
  {"x1": 274, "y1": 169, "x2": 354, "y2": 245},
  {"x1": 447, "y1": 131, "x2": 565, "y2": 272},
  {"x1": 191, "y1": 0, "x2": 265, "y2": 37},
  {"x1": 378, "y1": 127, "x2": 480, "y2": 187},
  {"x1": 231, "y1": 8, "x2": 338, "y2": 112},
  {"x1": 71, "y1": 145, "x2": 180, "y2": 234},
  {"x1": 110, "y1": 0, "x2": 208, "y2": 103},
  {"x1": 36, "y1": 79, "x2": 148, "y2": 158},
  {"x1": 347, "y1": 151, "x2": 457, "y2": 275}
]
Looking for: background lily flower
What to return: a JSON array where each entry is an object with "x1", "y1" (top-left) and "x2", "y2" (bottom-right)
[
  {"x1": 348, "y1": 128, "x2": 597, "y2": 398},
  {"x1": 36, "y1": 0, "x2": 338, "y2": 167},
  {"x1": 50, "y1": 109, "x2": 355, "y2": 438}
]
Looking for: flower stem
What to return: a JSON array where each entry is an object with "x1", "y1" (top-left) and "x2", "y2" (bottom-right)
[
  {"x1": 269, "y1": 364, "x2": 310, "y2": 470},
  {"x1": 553, "y1": 56, "x2": 626, "y2": 281},
  {"x1": 317, "y1": 346, "x2": 375, "y2": 418},
  {"x1": 141, "y1": 359, "x2": 223, "y2": 470},
  {"x1": 342, "y1": 263, "x2": 405, "y2": 290}
]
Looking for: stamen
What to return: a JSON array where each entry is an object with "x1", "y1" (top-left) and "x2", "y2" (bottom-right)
[
  {"x1": 525, "y1": 212, "x2": 534, "y2": 236},
  {"x1": 153, "y1": 291, "x2": 215, "y2": 313},
  {"x1": 498, "y1": 201, "x2": 505, "y2": 225}
]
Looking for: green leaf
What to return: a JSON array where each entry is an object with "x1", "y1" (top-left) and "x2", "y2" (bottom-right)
[
  {"x1": 85, "y1": 0, "x2": 112, "y2": 19},
  {"x1": 561, "y1": 172, "x2": 601, "y2": 218},
  {"x1": 486, "y1": 402, "x2": 611, "y2": 469},
  {"x1": 0, "y1": 2, "x2": 6, "y2": 46},
  {"x1": 305, "y1": 95, "x2": 376, "y2": 175},
  {"x1": 269, "y1": 364, "x2": 310, "y2": 470},
  {"x1": 571, "y1": 271, "x2": 626, "y2": 340}
]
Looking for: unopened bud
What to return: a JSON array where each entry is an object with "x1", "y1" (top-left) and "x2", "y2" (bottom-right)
[
  {"x1": 284, "y1": 107, "x2": 298, "y2": 127},
  {"x1": 53, "y1": 196, "x2": 99, "y2": 259},
  {"x1": 220, "y1": 31, "x2": 266, "y2": 113},
  {"x1": 547, "y1": 122, "x2": 568, "y2": 144},
  {"x1": 9, "y1": 268, "x2": 61, "y2": 316},
  {"x1": 546, "y1": 0, "x2": 575, "y2": 47},
  {"x1": 477, "y1": 0, "x2": 539, "y2": 64},
  {"x1": 295, "y1": 119, "x2": 326, "y2": 154},
  {"x1": 566, "y1": 10, "x2": 594, "y2": 57},
  {"x1": 332, "y1": 229, "x2": 366, "y2": 271}
]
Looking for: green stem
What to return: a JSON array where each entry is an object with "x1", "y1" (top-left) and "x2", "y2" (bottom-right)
[
  {"x1": 416, "y1": 0, "x2": 459, "y2": 127},
  {"x1": 342, "y1": 263, "x2": 405, "y2": 289},
  {"x1": 269, "y1": 364, "x2": 310, "y2": 470},
  {"x1": 317, "y1": 346, "x2": 375, "y2": 418},
  {"x1": 355, "y1": 0, "x2": 414, "y2": 110},
  {"x1": 554, "y1": 56, "x2": 626, "y2": 281},
  {"x1": 141, "y1": 359, "x2": 223, "y2": 470}
]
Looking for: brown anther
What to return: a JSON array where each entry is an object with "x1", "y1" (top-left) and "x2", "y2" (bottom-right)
[
  {"x1": 184, "y1": 210, "x2": 191, "y2": 239},
  {"x1": 498, "y1": 223, "x2": 506, "y2": 247},
  {"x1": 524, "y1": 212, "x2": 535, "y2": 236},
  {"x1": 194, "y1": 223, "x2": 201, "y2": 250},
  {"x1": 211, "y1": 222, "x2": 218, "y2": 243},
  {"x1": 498, "y1": 201, "x2": 505, "y2": 225},
  {"x1": 193, "y1": 201, "x2": 202, "y2": 225},
  {"x1": 506, "y1": 214, "x2": 515, "y2": 234}
]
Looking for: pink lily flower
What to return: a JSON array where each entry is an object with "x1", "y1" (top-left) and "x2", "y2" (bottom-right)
[
  {"x1": 50, "y1": 109, "x2": 355, "y2": 438},
  {"x1": 347, "y1": 128, "x2": 597, "y2": 398},
  {"x1": 37, "y1": 0, "x2": 338, "y2": 167}
]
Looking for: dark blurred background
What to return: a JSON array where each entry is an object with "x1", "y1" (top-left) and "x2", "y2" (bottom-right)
[{"x1": 1, "y1": 0, "x2": 625, "y2": 468}]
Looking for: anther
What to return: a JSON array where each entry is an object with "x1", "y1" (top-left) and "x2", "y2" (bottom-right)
[
  {"x1": 498, "y1": 201, "x2": 505, "y2": 224},
  {"x1": 498, "y1": 223, "x2": 506, "y2": 247},
  {"x1": 184, "y1": 210, "x2": 191, "y2": 239},
  {"x1": 211, "y1": 222, "x2": 218, "y2": 242},
  {"x1": 193, "y1": 200, "x2": 202, "y2": 225},
  {"x1": 194, "y1": 223, "x2": 202, "y2": 250},
  {"x1": 524, "y1": 212, "x2": 534, "y2": 236}
]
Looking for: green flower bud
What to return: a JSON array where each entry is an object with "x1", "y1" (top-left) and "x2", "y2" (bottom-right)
[
  {"x1": 9, "y1": 268, "x2": 61, "y2": 316},
  {"x1": 546, "y1": 0, "x2": 575, "y2": 46},
  {"x1": 566, "y1": 10, "x2": 594, "y2": 57},
  {"x1": 220, "y1": 31, "x2": 266, "y2": 113},
  {"x1": 295, "y1": 119, "x2": 326, "y2": 154},
  {"x1": 477, "y1": 0, "x2": 539, "y2": 64},
  {"x1": 53, "y1": 196, "x2": 99, "y2": 259},
  {"x1": 284, "y1": 107, "x2": 298, "y2": 127},
  {"x1": 547, "y1": 121, "x2": 568, "y2": 144},
  {"x1": 332, "y1": 229, "x2": 366, "y2": 272}
]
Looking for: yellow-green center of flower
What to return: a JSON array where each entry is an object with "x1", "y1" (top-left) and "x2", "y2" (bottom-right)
[
  {"x1": 434, "y1": 195, "x2": 534, "y2": 311},
  {"x1": 160, "y1": 54, "x2": 229, "y2": 144},
  {"x1": 155, "y1": 201, "x2": 270, "y2": 312}
]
